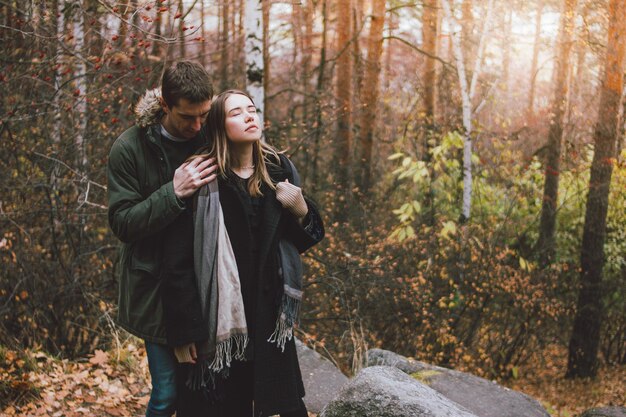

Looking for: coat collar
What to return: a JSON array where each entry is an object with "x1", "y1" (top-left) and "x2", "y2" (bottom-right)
[{"x1": 135, "y1": 88, "x2": 164, "y2": 128}]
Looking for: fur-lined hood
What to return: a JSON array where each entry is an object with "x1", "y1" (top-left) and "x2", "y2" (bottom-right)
[{"x1": 135, "y1": 88, "x2": 164, "y2": 128}]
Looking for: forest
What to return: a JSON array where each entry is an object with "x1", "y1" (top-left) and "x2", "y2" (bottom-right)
[{"x1": 0, "y1": 0, "x2": 624, "y2": 415}]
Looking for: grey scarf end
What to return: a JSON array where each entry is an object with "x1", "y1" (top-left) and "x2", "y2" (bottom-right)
[{"x1": 267, "y1": 295, "x2": 301, "y2": 352}]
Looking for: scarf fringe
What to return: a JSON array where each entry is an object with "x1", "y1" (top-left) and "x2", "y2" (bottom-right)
[
  {"x1": 186, "y1": 334, "x2": 248, "y2": 400},
  {"x1": 209, "y1": 333, "x2": 249, "y2": 372},
  {"x1": 267, "y1": 293, "x2": 301, "y2": 352}
]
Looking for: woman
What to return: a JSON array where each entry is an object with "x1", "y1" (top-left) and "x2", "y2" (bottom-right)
[{"x1": 161, "y1": 90, "x2": 324, "y2": 417}]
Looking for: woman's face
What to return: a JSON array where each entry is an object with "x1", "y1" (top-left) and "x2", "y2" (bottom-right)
[{"x1": 224, "y1": 94, "x2": 262, "y2": 144}]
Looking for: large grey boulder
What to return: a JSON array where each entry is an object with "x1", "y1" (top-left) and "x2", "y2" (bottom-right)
[
  {"x1": 579, "y1": 407, "x2": 626, "y2": 417},
  {"x1": 296, "y1": 339, "x2": 349, "y2": 414},
  {"x1": 320, "y1": 366, "x2": 480, "y2": 417},
  {"x1": 367, "y1": 349, "x2": 550, "y2": 417}
]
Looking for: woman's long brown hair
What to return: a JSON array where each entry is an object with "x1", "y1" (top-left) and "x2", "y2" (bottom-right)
[{"x1": 193, "y1": 89, "x2": 280, "y2": 197}]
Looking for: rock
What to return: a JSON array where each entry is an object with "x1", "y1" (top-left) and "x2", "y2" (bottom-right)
[
  {"x1": 579, "y1": 407, "x2": 626, "y2": 417},
  {"x1": 320, "y1": 366, "x2": 480, "y2": 417},
  {"x1": 367, "y1": 349, "x2": 550, "y2": 417},
  {"x1": 296, "y1": 339, "x2": 349, "y2": 414}
]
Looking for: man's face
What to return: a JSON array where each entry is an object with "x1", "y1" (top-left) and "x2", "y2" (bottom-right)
[{"x1": 161, "y1": 97, "x2": 211, "y2": 140}]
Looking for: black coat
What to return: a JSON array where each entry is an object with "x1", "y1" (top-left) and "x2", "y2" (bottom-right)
[{"x1": 162, "y1": 155, "x2": 324, "y2": 416}]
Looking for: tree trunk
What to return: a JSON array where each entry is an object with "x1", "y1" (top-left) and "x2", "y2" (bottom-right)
[
  {"x1": 357, "y1": 0, "x2": 386, "y2": 192},
  {"x1": 527, "y1": 0, "x2": 544, "y2": 118},
  {"x1": 152, "y1": 0, "x2": 164, "y2": 58},
  {"x1": 234, "y1": 0, "x2": 246, "y2": 85},
  {"x1": 422, "y1": 0, "x2": 438, "y2": 127},
  {"x1": 118, "y1": 0, "x2": 130, "y2": 43},
  {"x1": 335, "y1": 0, "x2": 353, "y2": 213},
  {"x1": 245, "y1": 0, "x2": 264, "y2": 125},
  {"x1": 178, "y1": 0, "x2": 186, "y2": 58},
  {"x1": 262, "y1": 0, "x2": 269, "y2": 122},
  {"x1": 165, "y1": 0, "x2": 175, "y2": 62},
  {"x1": 289, "y1": 2, "x2": 304, "y2": 144},
  {"x1": 311, "y1": 0, "x2": 328, "y2": 191},
  {"x1": 299, "y1": 0, "x2": 314, "y2": 182},
  {"x1": 352, "y1": 0, "x2": 365, "y2": 119},
  {"x1": 571, "y1": 2, "x2": 589, "y2": 111},
  {"x1": 72, "y1": 3, "x2": 88, "y2": 171},
  {"x1": 461, "y1": 0, "x2": 475, "y2": 80},
  {"x1": 200, "y1": 0, "x2": 206, "y2": 66},
  {"x1": 567, "y1": 0, "x2": 626, "y2": 379},
  {"x1": 50, "y1": 0, "x2": 65, "y2": 203},
  {"x1": 302, "y1": 0, "x2": 314, "y2": 123},
  {"x1": 220, "y1": 0, "x2": 230, "y2": 91},
  {"x1": 442, "y1": 0, "x2": 494, "y2": 221},
  {"x1": 536, "y1": 0, "x2": 578, "y2": 266},
  {"x1": 52, "y1": 0, "x2": 65, "y2": 150},
  {"x1": 501, "y1": 7, "x2": 513, "y2": 119},
  {"x1": 383, "y1": 9, "x2": 397, "y2": 90},
  {"x1": 422, "y1": 0, "x2": 439, "y2": 226}
]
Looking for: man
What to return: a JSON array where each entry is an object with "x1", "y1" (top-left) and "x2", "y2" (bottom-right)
[{"x1": 107, "y1": 61, "x2": 216, "y2": 417}]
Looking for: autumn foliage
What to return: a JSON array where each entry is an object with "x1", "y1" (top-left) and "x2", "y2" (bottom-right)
[{"x1": 1, "y1": 0, "x2": 625, "y2": 414}]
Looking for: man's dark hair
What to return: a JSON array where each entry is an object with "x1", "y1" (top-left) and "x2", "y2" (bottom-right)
[{"x1": 161, "y1": 61, "x2": 213, "y2": 107}]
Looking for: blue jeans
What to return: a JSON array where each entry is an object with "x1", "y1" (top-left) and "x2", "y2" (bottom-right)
[{"x1": 145, "y1": 341, "x2": 177, "y2": 417}]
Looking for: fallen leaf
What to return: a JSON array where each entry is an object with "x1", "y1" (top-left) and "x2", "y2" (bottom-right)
[
  {"x1": 89, "y1": 350, "x2": 109, "y2": 366},
  {"x1": 104, "y1": 406, "x2": 123, "y2": 416}
]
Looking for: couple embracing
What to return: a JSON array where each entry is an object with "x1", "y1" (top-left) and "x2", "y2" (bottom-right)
[{"x1": 107, "y1": 61, "x2": 324, "y2": 417}]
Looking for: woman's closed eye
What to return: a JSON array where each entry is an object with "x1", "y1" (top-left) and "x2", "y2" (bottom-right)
[{"x1": 229, "y1": 106, "x2": 257, "y2": 117}]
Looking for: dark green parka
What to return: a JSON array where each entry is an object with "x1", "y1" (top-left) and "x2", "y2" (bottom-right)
[{"x1": 107, "y1": 89, "x2": 190, "y2": 343}]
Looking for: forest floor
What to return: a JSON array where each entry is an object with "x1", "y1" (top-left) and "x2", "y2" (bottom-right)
[{"x1": 1, "y1": 341, "x2": 623, "y2": 417}]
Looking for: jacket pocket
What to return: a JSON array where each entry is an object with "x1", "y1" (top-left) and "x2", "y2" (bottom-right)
[{"x1": 129, "y1": 238, "x2": 161, "y2": 277}]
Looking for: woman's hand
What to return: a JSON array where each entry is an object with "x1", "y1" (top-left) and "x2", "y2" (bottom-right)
[
  {"x1": 174, "y1": 342, "x2": 197, "y2": 364},
  {"x1": 276, "y1": 179, "x2": 308, "y2": 222}
]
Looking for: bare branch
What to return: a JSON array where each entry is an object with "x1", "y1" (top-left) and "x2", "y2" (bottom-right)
[{"x1": 383, "y1": 35, "x2": 455, "y2": 70}]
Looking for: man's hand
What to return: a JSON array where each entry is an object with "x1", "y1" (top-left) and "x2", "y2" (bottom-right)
[
  {"x1": 173, "y1": 157, "x2": 217, "y2": 198},
  {"x1": 174, "y1": 342, "x2": 197, "y2": 364}
]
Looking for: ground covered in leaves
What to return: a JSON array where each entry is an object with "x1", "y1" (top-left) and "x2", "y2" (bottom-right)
[
  {"x1": 508, "y1": 345, "x2": 625, "y2": 417},
  {"x1": 1, "y1": 342, "x2": 623, "y2": 417},
  {"x1": 1, "y1": 343, "x2": 150, "y2": 417}
]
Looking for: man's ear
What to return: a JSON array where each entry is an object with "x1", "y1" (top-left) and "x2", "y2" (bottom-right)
[{"x1": 160, "y1": 96, "x2": 170, "y2": 114}]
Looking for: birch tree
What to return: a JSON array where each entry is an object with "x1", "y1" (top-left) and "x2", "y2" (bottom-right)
[
  {"x1": 245, "y1": 0, "x2": 264, "y2": 126},
  {"x1": 50, "y1": 0, "x2": 66, "y2": 199},
  {"x1": 52, "y1": 0, "x2": 65, "y2": 150},
  {"x1": 536, "y1": 0, "x2": 578, "y2": 266},
  {"x1": 71, "y1": 2, "x2": 88, "y2": 171},
  {"x1": 567, "y1": 0, "x2": 626, "y2": 378},
  {"x1": 441, "y1": 0, "x2": 495, "y2": 221}
]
